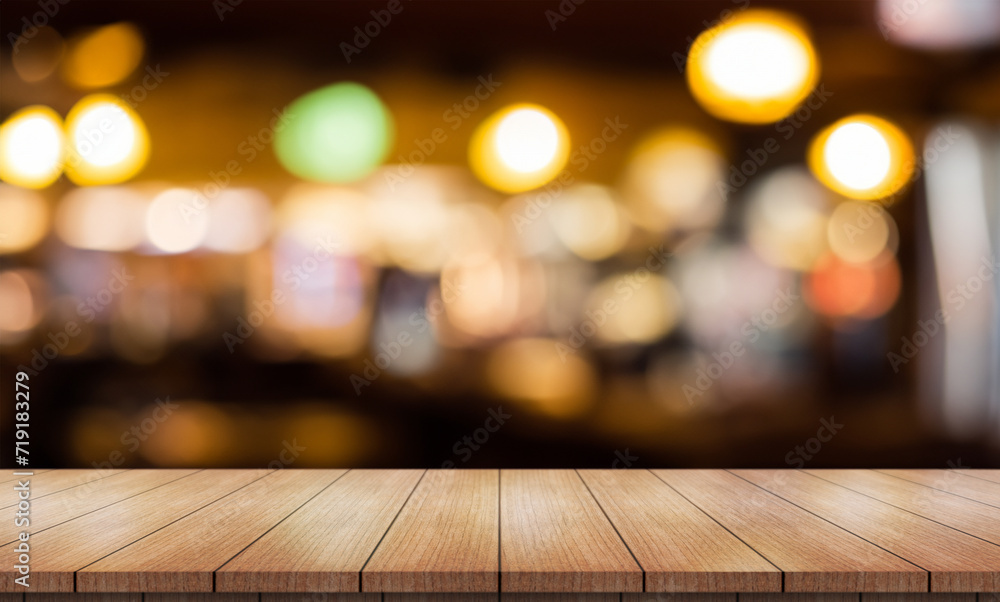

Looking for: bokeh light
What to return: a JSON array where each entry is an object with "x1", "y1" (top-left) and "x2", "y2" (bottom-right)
[
  {"x1": 204, "y1": 188, "x2": 273, "y2": 253},
  {"x1": 826, "y1": 200, "x2": 898, "y2": 264},
  {"x1": 0, "y1": 106, "x2": 65, "y2": 189},
  {"x1": 486, "y1": 338, "x2": 596, "y2": 418},
  {"x1": 806, "y1": 252, "x2": 901, "y2": 319},
  {"x1": 0, "y1": 270, "x2": 46, "y2": 334},
  {"x1": 808, "y1": 114, "x2": 915, "y2": 201},
  {"x1": 274, "y1": 82, "x2": 394, "y2": 183},
  {"x1": 621, "y1": 128, "x2": 726, "y2": 232},
  {"x1": 64, "y1": 95, "x2": 150, "y2": 185},
  {"x1": 0, "y1": 185, "x2": 50, "y2": 253},
  {"x1": 145, "y1": 188, "x2": 209, "y2": 253},
  {"x1": 686, "y1": 10, "x2": 819, "y2": 124},
  {"x1": 55, "y1": 186, "x2": 148, "y2": 251},
  {"x1": 11, "y1": 26, "x2": 65, "y2": 83},
  {"x1": 585, "y1": 272, "x2": 682, "y2": 345},
  {"x1": 549, "y1": 184, "x2": 631, "y2": 260},
  {"x1": 276, "y1": 184, "x2": 374, "y2": 256},
  {"x1": 469, "y1": 103, "x2": 570, "y2": 193},
  {"x1": 61, "y1": 22, "x2": 145, "y2": 89},
  {"x1": 745, "y1": 167, "x2": 831, "y2": 271}
]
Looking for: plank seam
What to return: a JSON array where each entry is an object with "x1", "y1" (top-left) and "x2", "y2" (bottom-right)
[
  {"x1": 0, "y1": 469, "x2": 134, "y2": 511},
  {"x1": 357, "y1": 468, "x2": 428, "y2": 592},
  {"x1": 0, "y1": 469, "x2": 206, "y2": 547},
  {"x1": 498, "y1": 468, "x2": 502, "y2": 597},
  {"x1": 726, "y1": 470, "x2": 930, "y2": 585},
  {"x1": 574, "y1": 469, "x2": 646, "y2": 591},
  {"x1": 871, "y1": 468, "x2": 1000, "y2": 510},
  {"x1": 954, "y1": 470, "x2": 1000, "y2": 486}
]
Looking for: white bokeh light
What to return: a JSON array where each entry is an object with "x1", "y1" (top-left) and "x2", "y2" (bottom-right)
[
  {"x1": 823, "y1": 122, "x2": 892, "y2": 191},
  {"x1": 704, "y1": 24, "x2": 812, "y2": 100},
  {"x1": 495, "y1": 108, "x2": 560, "y2": 173}
]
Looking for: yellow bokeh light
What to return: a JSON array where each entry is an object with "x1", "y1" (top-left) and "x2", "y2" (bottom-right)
[
  {"x1": 469, "y1": 103, "x2": 570, "y2": 193},
  {"x1": 64, "y1": 95, "x2": 150, "y2": 186},
  {"x1": 745, "y1": 167, "x2": 831, "y2": 271},
  {"x1": 549, "y1": 184, "x2": 631, "y2": 260},
  {"x1": 0, "y1": 185, "x2": 49, "y2": 253},
  {"x1": 12, "y1": 26, "x2": 65, "y2": 83},
  {"x1": 809, "y1": 114, "x2": 915, "y2": 201},
  {"x1": 826, "y1": 200, "x2": 898, "y2": 264},
  {"x1": 486, "y1": 338, "x2": 596, "y2": 419},
  {"x1": 0, "y1": 106, "x2": 65, "y2": 189},
  {"x1": 686, "y1": 10, "x2": 819, "y2": 124},
  {"x1": 586, "y1": 273, "x2": 682, "y2": 345},
  {"x1": 61, "y1": 22, "x2": 145, "y2": 89}
]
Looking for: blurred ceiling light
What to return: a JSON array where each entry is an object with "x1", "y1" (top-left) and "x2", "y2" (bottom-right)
[
  {"x1": 826, "y1": 200, "x2": 898, "y2": 264},
  {"x1": 0, "y1": 270, "x2": 44, "y2": 334},
  {"x1": 277, "y1": 185, "x2": 373, "y2": 256},
  {"x1": 367, "y1": 177, "x2": 452, "y2": 274},
  {"x1": 806, "y1": 252, "x2": 901, "y2": 319},
  {"x1": 56, "y1": 186, "x2": 147, "y2": 251},
  {"x1": 549, "y1": 184, "x2": 631, "y2": 260},
  {"x1": 485, "y1": 337, "x2": 596, "y2": 419},
  {"x1": 204, "y1": 188, "x2": 273, "y2": 253},
  {"x1": 64, "y1": 95, "x2": 150, "y2": 185},
  {"x1": 0, "y1": 185, "x2": 49, "y2": 253},
  {"x1": 61, "y1": 22, "x2": 144, "y2": 89},
  {"x1": 621, "y1": 128, "x2": 726, "y2": 232},
  {"x1": 274, "y1": 82, "x2": 394, "y2": 183},
  {"x1": 145, "y1": 188, "x2": 209, "y2": 253},
  {"x1": 12, "y1": 26, "x2": 65, "y2": 82},
  {"x1": 876, "y1": 0, "x2": 1000, "y2": 49},
  {"x1": 469, "y1": 103, "x2": 570, "y2": 193},
  {"x1": 0, "y1": 106, "x2": 65, "y2": 189},
  {"x1": 686, "y1": 9, "x2": 819, "y2": 124},
  {"x1": 585, "y1": 272, "x2": 681, "y2": 345},
  {"x1": 808, "y1": 114, "x2": 914, "y2": 201},
  {"x1": 745, "y1": 166, "x2": 831, "y2": 271}
]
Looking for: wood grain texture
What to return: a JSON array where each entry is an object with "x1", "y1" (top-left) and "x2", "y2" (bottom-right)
[
  {"x1": 733, "y1": 470, "x2": 1000, "y2": 592},
  {"x1": 505, "y1": 595, "x2": 620, "y2": 601},
  {"x1": 0, "y1": 470, "x2": 269, "y2": 592},
  {"x1": 579, "y1": 469, "x2": 779, "y2": 593},
  {"x1": 383, "y1": 595, "x2": 495, "y2": 602},
  {"x1": 623, "y1": 595, "x2": 737, "y2": 602},
  {"x1": 875, "y1": 469, "x2": 1000, "y2": 509},
  {"x1": 0, "y1": 469, "x2": 52, "y2": 484},
  {"x1": 741, "y1": 596, "x2": 858, "y2": 602},
  {"x1": 363, "y1": 469, "x2": 498, "y2": 593},
  {"x1": 806, "y1": 469, "x2": 1000, "y2": 545},
  {"x1": 0, "y1": 469, "x2": 199, "y2": 546},
  {"x1": 264, "y1": 595, "x2": 380, "y2": 602},
  {"x1": 652, "y1": 470, "x2": 926, "y2": 593},
  {"x1": 0, "y1": 470, "x2": 129, "y2": 508},
  {"x1": 500, "y1": 469, "x2": 642, "y2": 593},
  {"x1": 862, "y1": 595, "x2": 976, "y2": 601},
  {"x1": 24, "y1": 596, "x2": 139, "y2": 602},
  {"x1": 953, "y1": 470, "x2": 1000, "y2": 485},
  {"x1": 219, "y1": 469, "x2": 424, "y2": 592},
  {"x1": 77, "y1": 469, "x2": 347, "y2": 592},
  {"x1": 144, "y1": 595, "x2": 256, "y2": 602}
]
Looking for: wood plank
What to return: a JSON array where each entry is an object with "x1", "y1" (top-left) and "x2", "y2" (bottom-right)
[
  {"x1": 953, "y1": 470, "x2": 1000, "y2": 485},
  {"x1": 578, "y1": 469, "x2": 779, "y2": 592},
  {"x1": 145, "y1": 595, "x2": 256, "y2": 602},
  {"x1": 733, "y1": 469, "x2": 1000, "y2": 592},
  {"x1": 500, "y1": 469, "x2": 642, "y2": 593},
  {"x1": 0, "y1": 469, "x2": 53, "y2": 485},
  {"x1": 218, "y1": 469, "x2": 423, "y2": 592},
  {"x1": 383, "y1": 596, "x2": 495, "y2": 602},
  {"x1": 505, "y1": 595, "x2": 620, "y2": 601},
  {"x1": 363, "y1": 469, "x2": 498, "y2": 593},
  {"x1": 651, "y1": 470, "x2": 926, "y2": 593},
  {"x1": 77, "y1": 469, "x2": 347, "y2": 592},
  {"x1": 805, "y1": 469, "x2": 1000, "y2": 545},
  {"x1": 25, "y1": 596, "x2": 139, "y2": 602},
  {"x1": 265, "y1": 595, "x2": 380, "y2": 602},
  {"x1": 0, "y1": 469, "x2": 199, "y2": 545},
  {"x1": 623, "y1": 595, "x2": 737, "y2": 602},
  {"x1": 875, "y1": 469, "x2": 1000, "y2": 509},
  {"x1": 741, "y1": 596, "x2": 858, "y2": 602},
  {"x1": 0, "y1": 470, "x2": 270, "y2": 592},
  {"x1": 0, "y1": 470, "x2": 129, "y2": 508},
  {"x1": 863, "y1": 595, "x2": 976, "y2": 601}
]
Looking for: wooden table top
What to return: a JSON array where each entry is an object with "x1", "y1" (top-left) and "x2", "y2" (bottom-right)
[{"x1": 1, "y1": 469, "x2": 999, "y2": 596}]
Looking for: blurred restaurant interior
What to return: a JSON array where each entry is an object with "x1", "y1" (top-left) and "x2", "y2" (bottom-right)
[{"x1": 1, "y1": 0, "x2": 999, "y2": 469}]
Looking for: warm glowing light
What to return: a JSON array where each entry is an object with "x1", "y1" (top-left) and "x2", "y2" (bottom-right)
[
  {"x1": 0, "y1": 271, "x2": 42, "y2": 333},
  {"x1": 64, "y1": 95, "x2": 150, "y2": 185},
  {"x1": 469, "y1": 103, "x2": 570, "y2": 193},
  {"x1": 274, "y1": 83, "x2": 394, "y2": 183},
  {"x1": 826, "y1": 201, "x2": 897, "y2": 264},
  {"x1": 745, "y1": 167, "x2": 831, "y2": 271},
  {"x1": 549, "y1": 185, "x2": 631, "y2": 260},
  {"x1": 12, "y1": 26, "x2": 64, "y2": 83},
  {"x1": 277, "y1": 185, "x2": 374, "y2": 255},
  {"x1": 0, "y1": 106, "x2": 65, "y2": 189},
  {"x1": 0, "y1": 185, "x2": 49, "y2": 253},
  {"x1": 56, "y1": 186, "x2": 147, "y2": 251},
  {"x1": 204, "y1": 188, "x2": 273, "y2": 253},
  {"x1": 687, "y1": 10, "x2": 819, "y2": 123},
  {"x1": 486, "y1": 338, "x2": 596, "y2": 418},
  {"x1": 809, "y1": 114, "x2": 914, "y2": 201},
  {"x1": 621, "y1": 128, "x2": 726, "y2": 232},
  {"x1": 145, "y1": 188, "x2": 209, "y2": 253},
  {"x1": 585, "y1": 273, "x2": 681, "y2": 345},
  {"x1": 366, "y1": 170, "x2": 453, "y2": 273},
  {"x1": 61, "y1": 22, "x2": 144, "y2": 89},
  {"x1": 806, "y1": 252, "x2": 901, "y2": 319}
]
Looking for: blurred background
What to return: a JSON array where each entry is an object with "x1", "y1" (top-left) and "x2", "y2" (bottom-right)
[{"x1": 1, "y1": 0, "x2": 999, "y2": 469}]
